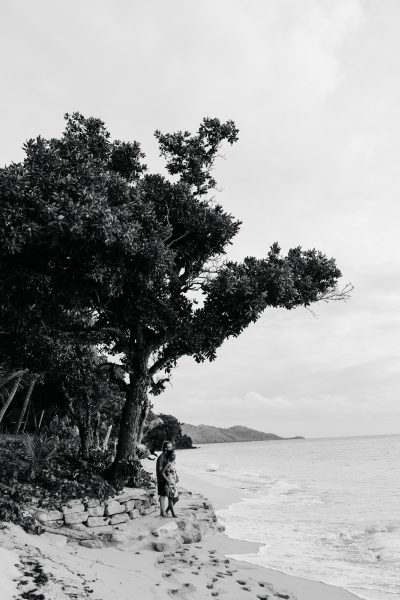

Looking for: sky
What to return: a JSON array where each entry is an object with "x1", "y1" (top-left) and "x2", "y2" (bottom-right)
[{"x1": 1, "y1": 0, "x2": 399, "y2": 438}]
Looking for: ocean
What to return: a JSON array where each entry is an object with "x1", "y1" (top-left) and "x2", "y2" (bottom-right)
[{"x1": 177, "y1": 435, "x2": 400, "y2": 600}]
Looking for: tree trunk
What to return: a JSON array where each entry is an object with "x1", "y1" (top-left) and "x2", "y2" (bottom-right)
[
  {"x1": 37, "y1": 410, "x2": 45, "y2": 431},
  {"x1": 0, "y1": 374, "x2": 23, "y2": 427},
  {"x1": 79, "y1": 424, "x2": 93, "y2": 460},
  {"x1": 15, "y1": 374, "x2": 38, "y2": 434},
  {"x1": 104, "y1": 370, "x2": 150, "y2": 487},
  {"x1": 102, "y1": 424, "x2": 112, "y2": 451},
  {"x1": 94, "y1": 411, "x2": 101, "y2": 450},
  {"x1": 0, "y1": 369, "x2": 27, "y2": 390}
]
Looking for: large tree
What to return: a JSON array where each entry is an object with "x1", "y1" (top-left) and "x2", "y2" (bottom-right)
[{"x1": 0, "y1": 113, "x2": 348, "y2": 485}]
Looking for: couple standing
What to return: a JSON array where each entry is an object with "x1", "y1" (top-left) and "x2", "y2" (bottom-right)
[{"x1": 156, "y1": 440, "x2": 179, "y2": 518}]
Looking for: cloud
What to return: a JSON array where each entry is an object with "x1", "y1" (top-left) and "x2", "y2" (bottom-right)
[{"x1": 1, "y1": 0, "x2": 399, "y2": 437}]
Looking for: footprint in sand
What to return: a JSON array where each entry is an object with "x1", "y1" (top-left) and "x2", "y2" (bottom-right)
[
  {"x1": 236, "y1": 579, "x2": 247, "y2": 585},
  {"x1": 274, "y1": 595, "x2": 290, "y2": 599},
  {"x1": 167, "y1": 583, "x2": 196, "y2": 598},
  {"x1": 257, "y1": 595, "x2": 269, "y2": 600}
]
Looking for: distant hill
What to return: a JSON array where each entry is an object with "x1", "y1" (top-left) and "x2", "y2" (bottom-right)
[{"x1": 181, "y1": 423, "x2": 304, "y2": 444}]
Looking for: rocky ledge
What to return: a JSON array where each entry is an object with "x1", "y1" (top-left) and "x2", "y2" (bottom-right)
[{"x1": 23, "y1": 488, "x2": 224, "y2": 551}]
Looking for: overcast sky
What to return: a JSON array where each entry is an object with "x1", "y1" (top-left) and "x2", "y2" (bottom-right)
[{"x1": 1, "y1": 0, "x2": 399, "y2": 437}]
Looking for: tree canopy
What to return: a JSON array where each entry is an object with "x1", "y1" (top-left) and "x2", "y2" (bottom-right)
[{"x1": 0, "y1": 113, "x2": 347, "y2": 485}]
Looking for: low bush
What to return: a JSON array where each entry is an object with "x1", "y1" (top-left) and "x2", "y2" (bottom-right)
[{"x1": 0, "y1": 435, "x2": 155, "y2": 532}]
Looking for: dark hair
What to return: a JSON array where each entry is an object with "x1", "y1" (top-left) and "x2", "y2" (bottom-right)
[
  {"x1": 167, "y1": 449, "x2": 176, "y2": 462},
  {"x1": 162, "y1": 440, "x2": 172, "y2": 452}
]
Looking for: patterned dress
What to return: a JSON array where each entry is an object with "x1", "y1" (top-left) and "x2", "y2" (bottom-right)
[{"x1": 165, "y1": 461, "x2": 178, "y2": 499}]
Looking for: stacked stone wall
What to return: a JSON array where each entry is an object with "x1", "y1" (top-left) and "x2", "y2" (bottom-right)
[{"x1": 30, "y1": 488, "x2": 159, "y2": 532}]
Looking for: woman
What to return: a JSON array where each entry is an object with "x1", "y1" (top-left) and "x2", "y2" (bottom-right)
[
  {"x1": 156, "y1": 440, "x2": 173, "y2": 517},
  {"x1": 161, "y1": 449, "x2": 179, "y2": 517}
]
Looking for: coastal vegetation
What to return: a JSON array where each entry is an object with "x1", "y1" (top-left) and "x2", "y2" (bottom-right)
[{"x1": 0, "y1": 112, "x2": 348, "y2": 521}]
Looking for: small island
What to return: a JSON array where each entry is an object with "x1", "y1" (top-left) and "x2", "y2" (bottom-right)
[{"x1": 182, "y1": 423, "x2": 304, "y2": 444}]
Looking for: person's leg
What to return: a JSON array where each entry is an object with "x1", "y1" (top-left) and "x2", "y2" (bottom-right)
[
  {"x1": 168, "y1": 497, "x2": 176, "y2": 518},
  {"x1": 159, "y1": 495, "x2": 167, "y2": 517}
]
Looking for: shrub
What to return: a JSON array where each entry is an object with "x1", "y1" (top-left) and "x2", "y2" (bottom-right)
[{"x1": 21, "y1": 434, "x2": 57, "y2": 480}]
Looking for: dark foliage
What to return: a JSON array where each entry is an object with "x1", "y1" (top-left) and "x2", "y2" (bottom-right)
[
  {"x1": 143, "y1": 413, "x2": 194, "y2": 452},
  {"x1": 0, "y1": 113, "x2": 347, "y2": 485},
  {"x1": 0, "y1": 438, "x2": 116, "y2": 530}
]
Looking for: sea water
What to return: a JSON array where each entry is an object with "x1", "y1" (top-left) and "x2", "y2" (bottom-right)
[{"x1": 177, "y1": 435, "x2": 400, "y2": 600}]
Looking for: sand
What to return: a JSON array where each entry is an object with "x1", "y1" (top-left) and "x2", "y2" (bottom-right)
[{"x1": 0, "y1": 466, "x2": 360, "y2": 600}]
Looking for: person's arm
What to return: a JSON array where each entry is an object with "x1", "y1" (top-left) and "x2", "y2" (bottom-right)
[{"x1": 161, "y1": 462, "x2": 171, "y2": 482}]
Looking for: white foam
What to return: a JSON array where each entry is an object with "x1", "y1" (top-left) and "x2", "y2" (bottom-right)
[{"x1": 178, "y1": 436, "x2": 400, "y2": 600}]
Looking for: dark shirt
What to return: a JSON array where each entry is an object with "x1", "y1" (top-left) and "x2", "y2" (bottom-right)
[{"x1": 156, "y1": 452, "x2": 168, "y2": 482}]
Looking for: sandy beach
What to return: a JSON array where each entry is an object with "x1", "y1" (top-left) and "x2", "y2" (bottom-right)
[{"x1": 0, "y1": 463, "x2": 361, "y2": 600}]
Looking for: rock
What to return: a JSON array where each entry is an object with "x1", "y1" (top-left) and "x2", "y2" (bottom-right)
[
  {"x1": 153, "y1": 521, "x2": 179, "y2": 537},
  {"x1": 87, "y1": 505, "x2": 105, "y2": 517},
  {"x1": 110, "y1": 513, "x2": 130, "y2": 525},
  {"x1": 142, "y1": 507, "x2": 154, "y2": 515},
  {"x1": 122, "y1": 499, "x2": 135, "y2": 512},
  {"x1": 114, "y1": 492, "x2": 135, "y2": 503},
  {"x1": 65, "y1": 498, "x2": 85, "y2": 506},
  {"x1": 80, "y1": 538, "x2": 103, "y2": 549},
  {"x1": 70, "y1": 523, "x2": 90, "y2": 531},
  {"x1": 35, "y1": 509, "x2": 64, "y2": 522},
  {"x1": 43, "y1": 525, "x2": 95, "y2": 541},
  {"x1": 181, "y1": 529, "x2": 202, "y2": 544},
  {"x1": 62, "y1": 503, "x2": 85, "y2": 515},
  {"x1": 128, "y1": 509, "x2": 140, "y2": 519},
  {"x1": 217, "y1": 524, "x2": 225, "y2": 532},
  {"x1": 87, "y1": 516, "x2": 110, "y2": 527},
  {"x1": 105, "y1": 500, "x2": 125, "y2": 516},
  {"x1": 115, "y1": 488, "x2": 148, "y2": 502},
  {"x1": 42, "y1": 519, "x2": 64, "y2": 528},
  {"x1": 86, "y1": 498, "x2": 100, "y2": 508},
  {"x1": 91, "y1": 525, "x2": 114, "y2": 535},
  {"x1": 153, "y1": 534, "x2": 182, "y2": 552},
  {"x1": 64, "y1": 511, "x2": 88, "y2": 525},
  {"x1": 107, "y1": 531, "x2": 126, "y2": 544}
]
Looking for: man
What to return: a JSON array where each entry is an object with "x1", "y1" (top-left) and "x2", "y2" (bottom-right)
[{"x1": 156, "y1": 440, "x2": 173, "y2": 517}]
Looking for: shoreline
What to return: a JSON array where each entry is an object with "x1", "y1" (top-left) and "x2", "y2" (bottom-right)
[
  {"x1": 177, "y1": 464, "x2": 362, "y2": 600},
  {"x1": 0, "y1": 465, "x2": 362, "y2": 600}
]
